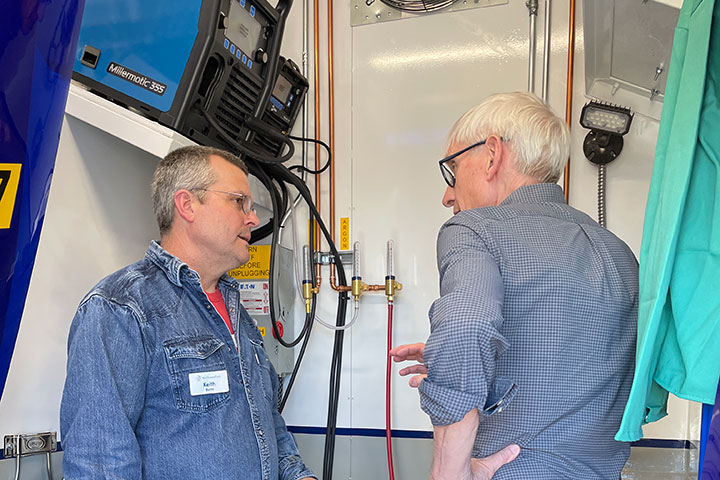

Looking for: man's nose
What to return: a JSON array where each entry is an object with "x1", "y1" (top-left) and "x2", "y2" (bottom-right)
[
  {"x1": 246, "y1": 210, "x2": 261, "y2": 227},
  {"x1": 442, "y1": 186, "x2": 455, "y2": 208}
]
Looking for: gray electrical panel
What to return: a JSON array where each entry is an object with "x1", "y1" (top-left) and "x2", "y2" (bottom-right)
[{"x1": 230, "y1": 245, "x2": 296, "y2": 376}]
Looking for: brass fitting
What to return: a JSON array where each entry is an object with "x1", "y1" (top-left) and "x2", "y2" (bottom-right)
[
  {"x1": 384, "y1": 276, "x2": 402, "y2": 302},
  {"x1": 302, "y1": 280, "x2": 319, "y2": 313},
  {"x1": 351, "y1": 276, "x2": 369, "y2": 302}
]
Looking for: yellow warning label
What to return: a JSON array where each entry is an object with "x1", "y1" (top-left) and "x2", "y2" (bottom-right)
[
  {"x1": 0, "y1": 163, "x2": 22, "y2": 229},
  {"x1": 340, "y1": 217, "x2": 350, "y2": 251},
  {"x1": 258, "y1": 327, "x2": 266, "y2": 337},
  {"x1": 228, "y1": 244, "x2": 272, "y2": 279}
]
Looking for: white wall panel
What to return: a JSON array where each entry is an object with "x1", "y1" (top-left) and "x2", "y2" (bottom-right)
[{"x1": 0, "y1": 115, "x2": 160, "y2": 438}]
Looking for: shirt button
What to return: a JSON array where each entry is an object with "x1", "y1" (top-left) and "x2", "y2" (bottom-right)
[
  {"x1": 258, "y1": 429, "x2": 263, "y2": 436},
  {"x1": 205, "y1": 304, "x2": 212, "y2": 310}
]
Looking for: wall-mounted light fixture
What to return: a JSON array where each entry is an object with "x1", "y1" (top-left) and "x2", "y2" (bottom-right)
[{"x1": 579, "y1": 100, "x2": 633, "y2": 227}]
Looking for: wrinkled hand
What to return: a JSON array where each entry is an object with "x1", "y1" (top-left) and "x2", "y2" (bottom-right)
[
  {"x1": 469, "y1": 445, "x2": 520, "y2": 480},
  {"x1": 389, "y1": 342, "x2": 427, "y2": 388}
]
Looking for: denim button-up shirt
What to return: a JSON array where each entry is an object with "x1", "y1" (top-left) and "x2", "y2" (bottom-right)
[{"x1": 61, "y1": 241, "x2": 315, "y2": 480}]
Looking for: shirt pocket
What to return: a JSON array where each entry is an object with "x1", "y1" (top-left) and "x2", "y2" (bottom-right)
[
  {"x1": 163, "y1": 336, "x2": 231, "y2": 413},
  {"x1": 248, "y1": 338, "x2": 275, "y2": 405}
]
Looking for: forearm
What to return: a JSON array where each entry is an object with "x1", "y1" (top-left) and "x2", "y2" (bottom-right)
[{"x1": 431, "y1": 408, "x2": 479, "y2": 480}]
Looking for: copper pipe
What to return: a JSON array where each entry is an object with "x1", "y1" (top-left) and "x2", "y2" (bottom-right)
[
  {"x1": 367, "y1": 285, "x2": 385, "y2": 291},
  {"x1": 326, "y1": 0, "x2": 345, "y2": 291},
  {"x1": 313, "y1": 0, "x2": 322, "y2": 286},
  {"x1": 563, "y1": 0, "x2": 576, "y2": 204}
]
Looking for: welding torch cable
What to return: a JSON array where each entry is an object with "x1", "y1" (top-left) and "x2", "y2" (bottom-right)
[
  {"x1": 263, "y1": 161, "x2": 352, "y2": 345},
  {"x1": 386, "y1": 301, "x2": 396, "y2": 480},
  {"x1": 262, "y1": 162, "x2": 350, "y2": 478},
  {"x1": 251, "y1": 163, "x2": 313, "y2": 348},
  {"x1": 286, "y1": 134, "x2": 332, "y2": 175},
  {"x1": 279, "y1": 293, "x2": 317, "y2": 413},
  {"x1": 196, "y1": 105, "x2": 295, "y2": 164}
]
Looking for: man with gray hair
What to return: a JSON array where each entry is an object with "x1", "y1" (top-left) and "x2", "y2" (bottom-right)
[
  {"x1": 61, "y1": 146, "x2": 316, "y2": 479},
  {"x1": 391, "y1": 92, "x2": 638, "y2": 479}
]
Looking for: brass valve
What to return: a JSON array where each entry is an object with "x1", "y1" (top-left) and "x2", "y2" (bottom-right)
[
  {"x1": 352, "y1": 276, "x2": 369, "y2": 302},
  {"x1": 385, "y1": 276, "x2": 402, "y2": 302}
]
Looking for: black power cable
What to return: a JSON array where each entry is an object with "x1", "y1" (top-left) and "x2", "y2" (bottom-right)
[
  {"x1": 197, "y1": 105, "x2": 296, "y2": 164},
  {"x1": 279, "y1": 293, "x2": 316, "y2": 413},
  {"x1": 287, "y1": 134, "x2": 332, "y2": 175},
  {"x1": 198, "y1": 104, "x2": 349, "y2": 479},
  {"x1": 274, "y1": 166, "x2": 350, "y2": 480}
]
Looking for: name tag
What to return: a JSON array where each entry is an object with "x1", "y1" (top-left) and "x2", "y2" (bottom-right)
[{"x1": 188, "y1": 370, "x2": 230, "y2": 396}]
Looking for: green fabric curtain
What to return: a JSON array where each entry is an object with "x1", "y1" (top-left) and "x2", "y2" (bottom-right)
[{"x1": 616, "y1": 0, "x2": 720, "y2": 442}]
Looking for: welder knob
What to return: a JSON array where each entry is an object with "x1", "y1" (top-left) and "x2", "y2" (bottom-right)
[{"x1": 255, "y1": 48, "x2": 269, "y2": 64}]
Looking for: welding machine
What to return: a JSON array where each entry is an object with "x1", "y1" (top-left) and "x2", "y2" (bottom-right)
[{"x1": 72, "y1": 0, "x2": 307, "y2": 158}]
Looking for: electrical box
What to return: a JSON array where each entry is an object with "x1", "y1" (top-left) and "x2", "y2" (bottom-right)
[{"x1": 228, "y1": 245, "x2": 296, "y2": 376}]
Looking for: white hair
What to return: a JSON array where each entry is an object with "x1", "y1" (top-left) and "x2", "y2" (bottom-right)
[{"x1": 446, "y1": 92, "x2": 570, "y2": 183}]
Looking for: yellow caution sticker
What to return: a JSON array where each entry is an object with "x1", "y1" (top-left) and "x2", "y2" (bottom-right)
[
  {"x1": 228, "y1": 244, "x2": 272, "y2": 280},
  {"x1": 0, "y1": 163, "x2": 22, "y2": 230},
  {"x1": 340, "y1": 217, "x2": 350, "y2": 251},
  {"x1": 258, "y1": 327, "x2": 266, "y2": 337}
]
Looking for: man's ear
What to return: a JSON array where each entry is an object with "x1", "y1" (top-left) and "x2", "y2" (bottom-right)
[
  {"x1": 174, "y1": 190, "x2": 196, "y2": 224},
  {"x1": 485, "y1": 135, "x2": 505, "y2": 180}
]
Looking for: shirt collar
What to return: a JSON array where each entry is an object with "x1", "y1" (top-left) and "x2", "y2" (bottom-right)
[
  {"x1": 145, "y1": 241, "x2": 239, "y2": 290},
  {"x1": 500, "y1": 183, "x2": 566, "y2": 206},
  {"x1": 145, "y1": 240, "x2": 190, "y2": 287}
]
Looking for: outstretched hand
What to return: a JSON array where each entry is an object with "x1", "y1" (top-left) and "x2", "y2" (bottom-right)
[{"x1": 389, "y1": 342, "x2": 427, "y2": 388}]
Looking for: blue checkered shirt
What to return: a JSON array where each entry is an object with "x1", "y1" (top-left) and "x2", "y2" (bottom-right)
[{"x1": 419, "y1": 183, "x2": 638, "y2": 479}]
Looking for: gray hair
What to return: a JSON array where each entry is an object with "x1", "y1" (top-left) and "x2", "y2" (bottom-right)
[
  {"x1": 152, "y1": 145, "x2": 248, "y2": 236},
  {"x1": 446, "y1": 92, "x2": 570, "y2": 183}
]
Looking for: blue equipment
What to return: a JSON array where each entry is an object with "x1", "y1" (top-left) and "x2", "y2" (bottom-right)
[{"x1": 72, "y1": 0, "x2": 307, "y2": 158}]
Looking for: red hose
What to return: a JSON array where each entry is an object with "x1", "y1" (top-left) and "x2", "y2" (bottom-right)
[{"x1": 386, "y1": 301, "x2": 396, "y2": 480}]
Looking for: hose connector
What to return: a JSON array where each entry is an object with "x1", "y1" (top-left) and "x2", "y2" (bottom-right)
[
  {"x1": 302, "y1": 245, "x2": 318, "y2": 313},
  {"x1": 302, "y1": 281, "x2": 317, "y2": 313}
]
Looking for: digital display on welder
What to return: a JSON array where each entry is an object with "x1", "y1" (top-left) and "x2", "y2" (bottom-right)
[
  {"x1": 272, "y1": 74, "x2": 292, "y2": 104},
  {"x1": 226, "y1": 1, "x2": 262, "y2": 56}
]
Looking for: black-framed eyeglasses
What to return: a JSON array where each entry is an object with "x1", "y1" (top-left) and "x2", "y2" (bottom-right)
[
  {"x1": 197, "y1": 188, "x2": 255, "y2": 215},
  {"x1": 438, "y1": 139, "x2": 488, "y2": 187}
]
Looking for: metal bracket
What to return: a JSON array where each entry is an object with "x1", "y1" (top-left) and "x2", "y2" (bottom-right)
[
  {"x1": 4, "y1": 432, "x2": 57, "y2": 458},
  {"x1": 314, "y1": 250, "x2": 354, "y2": 265}
]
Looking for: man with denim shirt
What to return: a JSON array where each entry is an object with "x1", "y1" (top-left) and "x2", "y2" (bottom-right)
[
  {"x1": 391, "y1": 92, "x2": 638, "y2": 479},
  {"x1": 60, "y1": 145, "x2": 316, "y2": 480}
]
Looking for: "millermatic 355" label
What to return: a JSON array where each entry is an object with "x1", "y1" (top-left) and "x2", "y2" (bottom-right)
[{"x1": 106, "y1": 62, "x2": 167, "y2": 96}]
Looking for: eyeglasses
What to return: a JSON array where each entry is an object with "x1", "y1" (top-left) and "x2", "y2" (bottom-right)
[
  {"x1": 197, "y1": 189, "x2": 255, "y2": 215},
  {"x1": 438, "y1": 139, "x2": 488, "y2": 188}
]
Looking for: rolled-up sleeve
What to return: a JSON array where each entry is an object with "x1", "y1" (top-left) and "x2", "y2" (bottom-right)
[{"x1": 419, "y1": 222, "x2": 517, "y2": 426}]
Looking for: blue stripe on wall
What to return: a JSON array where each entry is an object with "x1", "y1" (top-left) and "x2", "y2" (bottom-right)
[{"x1": 287, "y1": 426, "x2": 698, "y2": 449}]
